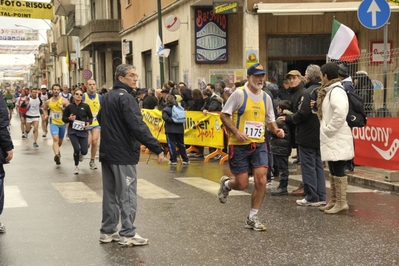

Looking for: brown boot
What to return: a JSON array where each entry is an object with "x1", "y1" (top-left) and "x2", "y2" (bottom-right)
[
  {"x1": 292, "y1": 183, "x2": 305, "y2": 196},
  {"x1": 319, "y1": 176, "x2": 336, "y2": 211},
  {"x1": 325, "y1": 176, "x2": 349, "y2": 215}
]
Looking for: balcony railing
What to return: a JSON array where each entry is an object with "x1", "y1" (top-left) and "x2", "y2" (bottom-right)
[
  {"x1": 79, "y1": 19, "x2": 122, "y2": 50},
  {"x1": 56, "y1": 35, "x2": 75, "y2": 57}
]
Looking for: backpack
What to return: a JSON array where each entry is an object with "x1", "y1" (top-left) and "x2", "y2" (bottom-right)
[
  {"x1": 171, "y1": 105, "x2": 186, "y2": 123},
  {"x1": 330, "y1": 86, "x2": 367, "y2": 128}
]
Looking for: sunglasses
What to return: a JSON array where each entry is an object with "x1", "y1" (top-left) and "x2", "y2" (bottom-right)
[{"x1": 75, "y1": 93, "x2": 82, "y2": 96}]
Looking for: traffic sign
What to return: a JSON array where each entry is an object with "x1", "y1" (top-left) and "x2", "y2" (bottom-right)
[
  {"x1": 82, "y1": 69, "x2": 92, "y2": 80},
  {"x1": 357, "y1": 0, "x2": 391, "y2": 29}
]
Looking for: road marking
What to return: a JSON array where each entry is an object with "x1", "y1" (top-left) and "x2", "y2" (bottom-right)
[
  {"x1": 4, "y1": 186, "x2": 28, "y2": 208},
  {"x1": 138, "y1": 179, "x2": 180, "y2": 199},
  {"x1": 52, "y1": 182, "x2": 102, "y2": 203},
  {"x1": 174, "y1": 177, "x2": 250, "y2": 196}
]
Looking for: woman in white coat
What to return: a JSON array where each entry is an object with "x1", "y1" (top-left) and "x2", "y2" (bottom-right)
[{"x1": 316, "y1": 63, "x2": 354, "y2": 214}]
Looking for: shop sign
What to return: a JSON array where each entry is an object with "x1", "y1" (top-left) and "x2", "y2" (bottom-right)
[
  {"x1": 213, "y1": 2, "x2": 238, "y2": 14},
  {"x1": 195, "y1": 7, "x2": 228, "y2": 64}
]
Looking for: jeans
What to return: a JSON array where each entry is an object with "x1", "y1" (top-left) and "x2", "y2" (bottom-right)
[
  {"x1": 299, "y1": 145, "x2": 326, "y2": 202},
  {"x1": 166, "y1": 133, "x2": 188, "y2": 162}
]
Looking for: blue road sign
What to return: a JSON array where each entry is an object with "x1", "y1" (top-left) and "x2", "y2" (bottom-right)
[{"x1": 357, "y1": 0, "x2": 391, "y2": 29}]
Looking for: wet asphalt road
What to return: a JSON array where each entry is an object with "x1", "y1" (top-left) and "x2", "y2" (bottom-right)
[{"x1": 0, "y1": 116, "x2": 399, "y2": 266}]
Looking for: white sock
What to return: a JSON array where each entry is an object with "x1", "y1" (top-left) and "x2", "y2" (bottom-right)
[
  {"x1": 224, "y1": 180, "x2": 230, "y2": 190},
  {"x1": 249, "y1": 209, "x2": 258, "y2": 219}
]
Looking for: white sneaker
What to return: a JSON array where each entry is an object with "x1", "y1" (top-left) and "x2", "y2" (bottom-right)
[
  {"x1": 296, "y1": 198, "x2": 321, "y2": 207},
  {"x1": 73, "y1": 166, "x2": 79, "y2": 175},
  {"x1": 118, "y1": 233, "x2": 148, "y2": 246},
  {"x1": 99, "y1": 232, "x2": 120, "y2": 243}
]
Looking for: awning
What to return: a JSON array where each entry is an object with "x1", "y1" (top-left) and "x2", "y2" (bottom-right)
[{"x1": 253, "y1": 2, "x2": 399, "y2": 16}]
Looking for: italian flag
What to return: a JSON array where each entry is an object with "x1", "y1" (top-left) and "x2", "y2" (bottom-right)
[{"x1": 327, "y1": 19, "x2": 360, "y2": 62}]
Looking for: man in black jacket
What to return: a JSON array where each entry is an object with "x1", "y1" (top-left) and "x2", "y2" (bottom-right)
[
  {"x1": 284, "y1": 70, "x2": 306, "y2": 195},
  {"x1": 97, "y1": 64, "x2": 164, "y2": 246},
  {"x1": 279, "y1": 65, "x2": 326, "y2": 206},
  {"x1": 0, "y1": 95, "x2": 14, "y2": 233}
]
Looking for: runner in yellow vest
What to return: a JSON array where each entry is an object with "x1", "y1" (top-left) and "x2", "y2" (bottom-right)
[
  {"x1": 218, "y1": 63, "x2": 285, "y2": 231},
  {"x1": 83, "y1": 79, "x2": 102, "y2": 170},
  {"x1": 43, "y1": 84, "x2": 70, "y2": 165}
]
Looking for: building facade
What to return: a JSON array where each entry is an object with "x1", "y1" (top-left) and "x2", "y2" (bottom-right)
[{"x1": 119, "y1": 0, "x2": 399, "y2": 115}]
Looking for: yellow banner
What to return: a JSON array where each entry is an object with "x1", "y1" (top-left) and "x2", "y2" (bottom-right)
[
  {"x1": 0, "y1": 1, "x2": 53, "y2": 20},
  {"x1": 141, "y1": 109, "x2": 225, "y2": 149}
]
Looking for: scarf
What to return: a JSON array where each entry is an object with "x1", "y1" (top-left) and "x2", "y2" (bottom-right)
[{"x1": 316, "y1": 78, "x2": 340, "y2": 120}]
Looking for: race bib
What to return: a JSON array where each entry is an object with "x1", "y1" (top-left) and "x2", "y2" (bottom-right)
[
  {"x1": 72, "y1": 120, "x2": 85, "y2": 131},
  {"x1": 50, "y1": 111, "x2": 62, "y2": 119},
  {"x1": 92, "y1": 113, "x2": 98, "y2": 122},
  {"x1": 6, "y1": 99, "x2": 12, "y2": 103},
  {"x1": 244, "y1": 121, "x2": 263, "y2": 139}
]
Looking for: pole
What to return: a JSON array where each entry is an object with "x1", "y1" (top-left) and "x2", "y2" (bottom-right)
[
  {"x1": 56, "y1": 0, "x2": 70, "y2": 88},
  {"x1": 157, "y1": 0, "x2": 164, "y2": 85},
  {"x1": 383, "y1": 23, "x2": 389, "y2": 112}
]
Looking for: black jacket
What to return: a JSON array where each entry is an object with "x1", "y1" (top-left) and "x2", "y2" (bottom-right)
[
  {"x1": 162, "y1": 103, "x2": 184, "y2": 134},
  {"x1": 98, "y1": 80, "x2": 162, "y2": 164},
  {"x1": 142, "y1": 95, "x2": 158, "y2": 109},
  {"x1": 286, "y1": 80, "x2": 321, "y2": 148},
  {"x1": 62, "y1": 102, "x2": 93, "y2": 125},
  {"x1": 270, "y1": 114, "x2": 292, "y2": 156},
  {"x1": 0, "y1": 98, "x2": 13, "y2": 165},
  {"x1": 189, "y1": 99, "x2": 205, "y2": 111},
  {"x1": 285, "y1": 81, "x2": 305, "y2": 147},
  {"x1": 201, "y1": 95, "x2": 222, "y2": 111}
]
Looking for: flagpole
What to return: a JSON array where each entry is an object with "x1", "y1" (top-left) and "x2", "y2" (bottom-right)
[{"x1": 157, "y1": 0, "x2": 165, "y2": 85}]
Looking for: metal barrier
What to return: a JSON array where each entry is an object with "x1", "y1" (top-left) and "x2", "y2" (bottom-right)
[{"x1": 330, "y1": 47, "x2": 399, "y2": 117}]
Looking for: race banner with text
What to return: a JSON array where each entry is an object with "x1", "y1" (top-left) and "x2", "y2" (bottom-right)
[
  {"x1": 0, "y1": 1, "x2": 53, "y2": 20},
  {"x1": 353, "y1": 117, "x2": 399, "y2": 170},
  {"x1": 141, "y1": 109, "x2": 224, "y2": 149}
]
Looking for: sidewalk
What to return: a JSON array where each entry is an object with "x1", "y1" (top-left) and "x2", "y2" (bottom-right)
[{"x1": 290, "y1": 163, "x2": 399, "y2": 193}]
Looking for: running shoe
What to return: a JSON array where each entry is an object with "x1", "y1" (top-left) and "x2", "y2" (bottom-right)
[
  {"x1": 89, "y1": 161, "x2": 97, "y2": 170},
  {"x1": 0, "y1": 222, "x2": 5, "y2": 233},
  {"x1": 79, "y1": 153, "x2": 84, "y2": 162},
  {"x1": 245, "y1": 215, "x2": 267, "y2": 231},
  {"x1": 54, "y1": 154, "x2": 61, "y2": 165},
  {"x1": 99, "y1": 232, "x2": 120, "y2": 243},
  {"x1": 182, "y1": 161, "x2": 190, "y2": 165},
  {"x1": 217, "y1": 176, "x2": 231, "y2": 204},
  {"x1": 118, "y1": 233, "x2": 148, "y2": 246},
  {"x1": 33, "y1": 142, "x2": 39, "y2": 148},
  {"x1": 168, "y1": 161, "x2": 177, "y2": 165},
  {"x1": 73, "y1": 166, "x2": 79, "y2": 175}
]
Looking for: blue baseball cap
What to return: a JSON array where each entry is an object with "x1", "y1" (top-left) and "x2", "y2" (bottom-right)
[{"x1": 247, "y1": 63, "x2": 266, "y2": 76}]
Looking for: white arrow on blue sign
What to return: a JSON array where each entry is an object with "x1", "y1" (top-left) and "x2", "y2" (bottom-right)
[{"x1": 357, "y1": 0, "x2": 391, "y2": 29}]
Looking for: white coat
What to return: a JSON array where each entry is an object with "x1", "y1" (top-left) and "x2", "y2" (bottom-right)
[{"x1": 320, "y1": 81, "x2": 354, "y2": 161}]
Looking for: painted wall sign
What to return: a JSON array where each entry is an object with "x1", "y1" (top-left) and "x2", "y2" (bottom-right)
[
  {"x1": 214, "y1": 2, "x2": 238, "y2": 14},
  {"x1": 370, "y1": 41, "x2": 393, "y2": 64},
  {"x1": 195, "y1": 7, "x2": 228, "y2": 64},
  {"x1": 0, "y1": 1, "x2": 53, "y2": 20}
]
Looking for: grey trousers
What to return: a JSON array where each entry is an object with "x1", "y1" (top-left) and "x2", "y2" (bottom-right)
[{"x1": 100, "y1": 163, "x2": 137, "y2": 237}]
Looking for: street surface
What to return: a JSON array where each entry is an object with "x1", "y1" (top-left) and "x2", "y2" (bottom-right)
[{"x1": 1, "y1": 116, "x2": 399, "y2": 266}]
